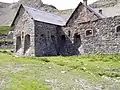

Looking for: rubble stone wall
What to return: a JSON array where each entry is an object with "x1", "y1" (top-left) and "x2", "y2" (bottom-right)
[
  {"x1": 34, "y1": 21, "x2": 58, "y2": 56},
  {"x1": 13, "y1": 7, "x2": 35, "y2": 56},
  {"x1": 64, "y1": 16, "x2": 120, "y2": 54}
]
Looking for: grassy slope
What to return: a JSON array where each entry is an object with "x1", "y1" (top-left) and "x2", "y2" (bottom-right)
[
  {"x1": 0, "y1": 26, "x2": 12, "y2": 35},
  {"x1": 0, "y1": 51, "x2": 120, "y2": 90}
]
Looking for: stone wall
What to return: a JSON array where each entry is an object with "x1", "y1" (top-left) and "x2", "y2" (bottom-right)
[
  {"x1": 34, "y1": 21, "x2": 58, "y2": 56},
  {"x1": 34, "y1": 21, "x2": 81, "y2": 56},
  {"x1": 33, "y1": 3, "x2": 103, "y2": 56},
  {"x1": 0, "y1": 41, "x2": 13, "y2": 49},
  {"x1": 13, "y1": 7, "x2": 35, "y2": 56},
  {"x1": 64, "y1": 15, "x2": 120, "y2": 54},
  {"x1": 13, "y1": 2, "x2": 120, "y2": 56},
  {"x1": 57, "y1": 26, "x2": 80, "y2": 56},
  {"x1": 67, "y1": 3, "x2": 99, "y2": 26}
]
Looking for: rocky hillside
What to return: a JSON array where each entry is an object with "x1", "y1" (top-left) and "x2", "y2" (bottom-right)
[
  {"x1": 90, "y1": 0, "x2": 120, "y2": 17},
  {"x1": 0, "y1": 0, "x2": 59, "y2": 26},
  {"x1": 1, "y1": 0, "x2": 120, "y2": 26},
  {"x1": 90, "y1": 0, "x2": 120, "y2": 8},
  {"x1": 0, "y1": 2, "x2": 11, "y2": 8}
]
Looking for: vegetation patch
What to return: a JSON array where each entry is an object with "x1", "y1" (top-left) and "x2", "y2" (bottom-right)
[
  {"x1": 0, "y1": 39, "x2": 13, "y2": 43},
  {"x1": 0, "y1": 51, "x2": 120, "y2": 90},
  {"x1": 41, "y1": 58, "x2": 50, "y2": 62},
  {"x1": 0, "y1": 26, "x2": 12, "y2": 35}
]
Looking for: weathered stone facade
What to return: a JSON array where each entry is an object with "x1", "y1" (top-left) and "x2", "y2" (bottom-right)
[
  {"x1": 12, "y1": 1, "x2": 120, "y2": 56},
  {"x1": 34, "y1": 22, "x2": 79, "y2": 56},
  {"x1": 13, "y1": 6, "x2": 35, "y2": 56},
  {"x1": 34, "y1": 21, "x2": 58, "y2": 56},
  {"x1": 61, "y1": 15, "x2": 120, "y2": 55},
  {"x1": 72, "y1": 16, "x2": 120, "y2": 54}
]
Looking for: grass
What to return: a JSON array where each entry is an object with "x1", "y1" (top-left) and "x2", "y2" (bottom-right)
[
  {"x1": 47, "y1": 55, "x2": 120, "y2": 82},
  {"x1": 0, "y1": 52, "x2": 50, "y2": 90},
  {"x1": 0, "y1": 51, "x2": 120, "y2": 90},
  {"x1": 0, "y1": 26, "x2": 12, "y2": 35},
  {"x1": 0, "y1": 39, "x2": 13, "y2": 43}
]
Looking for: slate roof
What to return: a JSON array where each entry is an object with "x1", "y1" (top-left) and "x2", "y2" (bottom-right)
[
  {"x1": 11, "y1": 2, "x2": 105, "y2": 27},
  {"x1": 24, "y1": 5, "x2": 66, "y2": 26},
  {"x1": 11, "y1": 4, "x2": 66, "y2": 26}
]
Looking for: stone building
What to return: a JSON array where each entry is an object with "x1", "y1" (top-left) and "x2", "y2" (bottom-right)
[{"x1": 11, "y1": 0, "x2": 120, "y2": 56}]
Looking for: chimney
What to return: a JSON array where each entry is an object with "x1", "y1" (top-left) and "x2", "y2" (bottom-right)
[
  {"x1": 83, "y1": 0, "x2": 88, "y2": 6},
  {"x1": 99, "y1": 9, "x2": 102, "y2": 14}
]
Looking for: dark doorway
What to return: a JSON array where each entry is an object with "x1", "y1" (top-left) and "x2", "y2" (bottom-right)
[
  {"x1": 16, "y1": 36, "x2": 21, "y2": 52},
  {"x1": 74, "y1": 33, "x2": 81, "y2": 48},
  {"x1": 24, "y1": 34, "x2": 30, "y2": 54},
  {"x1": 58, "y1": 35, "x2": 66, "y2": 55}
]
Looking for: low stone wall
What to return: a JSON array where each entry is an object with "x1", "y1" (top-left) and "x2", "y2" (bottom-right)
[
  {"x1": 0, "y1": 35, "x2": 8, "y2": 39},
  {"x1": 0, "y1": 35, "x2": 13, "y2": 49},
  {"x1": 0, "y1": 41, "x2": 13, "y2": 48}
]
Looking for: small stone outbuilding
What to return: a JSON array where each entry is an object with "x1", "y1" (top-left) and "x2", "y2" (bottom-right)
[{"x1": 11, "y1": 0, "x2": 120, "y2": 56}]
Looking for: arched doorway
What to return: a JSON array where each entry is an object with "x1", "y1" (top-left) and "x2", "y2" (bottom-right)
[
  {"x1": 74, "y1": 33, "x2": 81, "y2": 48},
  {"x1": 24, "y1": 34, "x2": 30, "y2": 54},
  {"x1": 16, "y1": 36, "x2": 21, "y2": 52}
]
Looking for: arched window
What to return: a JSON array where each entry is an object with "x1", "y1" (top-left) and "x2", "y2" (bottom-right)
[
  {"x1": 24, "y1": 34, "x2": 30, "y2": 53},
  {"x1": 116, "y1": 26, "x2": 120, "y2": 33},
  {"x1": 16, "y1": 36, "x2": 21, "y2": 52},
  {"x1": 85, "y1": 29, "x2": 93, "y2": 37}
]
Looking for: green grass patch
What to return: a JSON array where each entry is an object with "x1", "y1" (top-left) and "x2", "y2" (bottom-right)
[
  {"x1": 0, "y1": 26, "x2": 12, "y2": 35},
  {"x1": 0, "y1": 39, "x2": 13, "y2": 43},
  {"x1": 0, "y1": 51, "x2": 120, "y2": 90},
  {"x1": 6, "y1": 76, "x2": 49, "y2": 90}
]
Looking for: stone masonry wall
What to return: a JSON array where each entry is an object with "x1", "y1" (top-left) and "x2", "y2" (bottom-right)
[
  {"x1": 57, "y1": 26, "x2": 80, "y2": 56},
  {"x1": 67, "y1": 3, "x2": 99, "y2": 26},
  {"x1": 34, "y1": 21, "x2": 58, "y2": 56},
  {"x1": 61, "y1": 3, "x2": 101, "y2": 55},
  {"x1": 13, "y1": 7, "x2": 35, "y2": 56},
  {"x1": 64, "y1": 15, "x2": 120, "y2": 54}
]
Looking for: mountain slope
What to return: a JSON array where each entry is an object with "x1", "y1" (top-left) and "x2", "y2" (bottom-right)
[
  {"x1": 0, "y1": 0, "x2": 58, "y2": 26},
  {"x1": 1, "y1": 0, "x2": 120, "y2": 26},
  {"x1": 90, "y1": 0, "x2": 120, "y2": 8},
  {"x1": 90, "y1": 0, "x2": 120, "y2": 17}
]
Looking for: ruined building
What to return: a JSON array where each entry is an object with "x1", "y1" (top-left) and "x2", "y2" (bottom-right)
[{"x1": 11, "y1": 0, "x2": 120, "y2": 56}]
